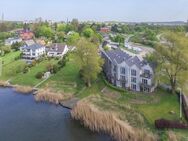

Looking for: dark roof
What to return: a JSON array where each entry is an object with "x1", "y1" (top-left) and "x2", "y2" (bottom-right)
[
  {"x1": 104, "y1": 49, "x2": 148, "y2": 69},
  {"x1": 48, "y1": 43, "x2": 66, "y2": 53},
  {"x1": 23, "y1": 43, "x2": 44, "y2": 50}
]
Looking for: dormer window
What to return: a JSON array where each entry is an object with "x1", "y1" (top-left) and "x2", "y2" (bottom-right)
[{"x1": 144, "y1": 69, "x2": 150, "y2": 74}]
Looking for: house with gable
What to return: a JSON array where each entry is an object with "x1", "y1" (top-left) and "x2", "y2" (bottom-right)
[{"x1": 101, "y1": 49, "x2": 156, "y2": 92}]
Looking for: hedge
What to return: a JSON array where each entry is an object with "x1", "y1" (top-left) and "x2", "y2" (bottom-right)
[{"x1": 155, "y1": 119, "x2": 188, "y2": 129}]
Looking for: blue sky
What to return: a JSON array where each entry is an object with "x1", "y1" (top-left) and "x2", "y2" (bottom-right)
[{"x1": 0, "y1": 0, "x2": 188, "y2": 22}]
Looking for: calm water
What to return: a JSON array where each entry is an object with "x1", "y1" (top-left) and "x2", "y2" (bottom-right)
[{"x1": 0, "y1": 88, "x2": 113, "y2": 141}]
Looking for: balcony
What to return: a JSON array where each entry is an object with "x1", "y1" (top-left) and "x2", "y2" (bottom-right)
[{"x1": 140, "y1": 73, "x2": 152, "y2": 79}]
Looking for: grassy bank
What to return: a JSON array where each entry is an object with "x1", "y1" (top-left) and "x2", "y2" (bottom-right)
[
  {"x1": 71, "y1": 96, "x2": 157, "y2": 141},
  {"x1": 41, "y1": 54, "x2": 85, "y2": 94},
  {"x1": 11, "y1": 59, "x2": 58, "y2": 86}
]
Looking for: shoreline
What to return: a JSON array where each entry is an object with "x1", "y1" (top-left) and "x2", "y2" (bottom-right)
[{"x1": 0, "y1": 82, "x2": 79, "y2": 110}]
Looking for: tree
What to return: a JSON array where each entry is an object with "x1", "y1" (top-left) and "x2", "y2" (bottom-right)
[
  {"x1": 82, "y1": 28, "x2": 94, "y2": 38},
  {"x1": 74, "y1": 38, "x2": 104, "y2": 87},
  {"x1": 57, "y1": 23, "x2": 67, "y2": 32},
  {"x1": 33, "y1": 24, "x2": 53, "y2": 39},
  {"x1": 66, "y1": 32, "x2": 80, "y2": 45},
  {"x1": 155, "y1": 32, "x2": 188, "y2": 94},
  {"x1": 71, "y1": 19, "x2": 79, "y2": 31}
]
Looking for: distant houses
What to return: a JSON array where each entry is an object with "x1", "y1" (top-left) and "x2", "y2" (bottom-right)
[
  {"x1": 101, "y1": 49, "x2": 156, "y2": 92},
  {"x1": 20, "y1": 42, "x2": 69, "y2": 60},
  {"x1": 47, "y1": 43, "x2": 68, "y2": 57},
  {"x1": 100, "y1": 27, "x2": 111, "y2": 33},
  {"x1": 5, "y1": 37, "x2": 22, "y2": 46},
  {"x1": 19, "y1": 30, "x2": 34, "y2": 40}
]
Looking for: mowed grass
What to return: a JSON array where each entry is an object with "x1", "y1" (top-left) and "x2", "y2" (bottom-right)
[
  {"x1": 137, "y1": 89, "x2": 181, "y2": 125},
  {"x1": 11, "y1": 59, "x2": 58, "y2": 86},
  {"x1": 0, "y1": 60, "x2": 26, "y2": 80},
  {"x1": 41, "y1": 55, "x2": 85, "y2": 94},
  {"x1": 0, "y1": 51, "x2": 21, "y2": 66}
]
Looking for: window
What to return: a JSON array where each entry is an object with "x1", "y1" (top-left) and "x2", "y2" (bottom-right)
[
  {"x1": 131, "y1": 69, "x2": 136, "y2": 76},
  {"x1": 131, "y1": 77, "x2": 136, "y2": 83},
  {"x1": 121, "y1": 82, "x2": 126, "y2": 88},
  {"x1": 144, "y1": 87, "x2": 150, "y2": 92},
  {"x1": 114, "y1": 73, "x2": 116, "y2": 79},
  {"x1": 142, "y1": 79, "x2": 148, "y2": 85},
  {"x1": 120, "y1": 67, "x2": 126, "y2": 74},
  {"x1": 121, "y1": 75, "x2": 126, "y2": 81},
  {"x1": 131, "y1": 84, "x2": 137, "y2": 90},
  {"x1": 144, "y1": 69, "x2": 150, "y2": 74},
  {"x1": 113, "y1": 65, "x2": 117, "y2": 72}
]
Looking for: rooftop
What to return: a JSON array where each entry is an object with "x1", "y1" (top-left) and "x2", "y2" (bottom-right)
[
  {"x1": 48, "y1": 43, "x2": 66, "y2": 53},
  {"x1": 23, "y1": 43, "x2": 44, "y2": 50},
  {"x1": 105, "y1": 49, "x2": 148, "y2": 69}
]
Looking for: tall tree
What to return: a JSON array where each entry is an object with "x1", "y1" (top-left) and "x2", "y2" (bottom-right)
[
  {"x1": 74, "y1": 38, "x2": 104, "y2": 87},
  {"x1": 71, "y1": 19, "x2": 79, "y2": 31},
  {"x1": 156, "y1": 32, "x2": 188, "y2": 94}
]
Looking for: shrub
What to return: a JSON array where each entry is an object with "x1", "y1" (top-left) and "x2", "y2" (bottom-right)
[
  {"x1": 35, "y1": 72, "x2": 44, "y2": 79},
  {"x1": 155, "y1": 119, "x2": 188, "y2": 129},
  {"x1": 23, "y1": 66, "x2": 29, "y2": 73},
  {"x1": 31, "y1": 60, "x2": 37, "y2": 67},
  {"x1": 52, "y1": 64, "x2": 59, "y2": 73}
]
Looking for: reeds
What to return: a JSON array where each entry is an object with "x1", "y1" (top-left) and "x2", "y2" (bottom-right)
[
  {"x1": 71, "y1": 101, "x2": 157, "y2": 141},
  {"x1": 0, "y1": 81, "x2": 10, "y2": 87},
  {"x1": 167, "y1": 131, "x2": 178, "y2": 141},
  {"x1": 14, "y1": 85, "x2": 33, "y2": 94},
  {"x1": 34, "y1": 89, "x2": 73, "y2": 104}
]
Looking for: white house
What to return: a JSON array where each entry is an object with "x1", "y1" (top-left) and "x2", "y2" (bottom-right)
[
  {"x1": 102, "y1": 49, "x2": 156, "y2": 93},
  {"x1": 5, "y1": 37, "x2": 22, "y2": 46},
  {"x1": 20, "y1": 43, "x2": 46, "y2": 60},
  {"x1": 47, "y1": 43, "x2": 68, "y2": 57}
]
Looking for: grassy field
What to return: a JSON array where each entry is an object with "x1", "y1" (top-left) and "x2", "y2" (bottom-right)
[
  {"x1": 11, "y1": 59, "x2": 58, "y2": 86},
  {"x1": 137, "y1": 91, "x2": 181, "y2": 124},
  {"x1": 0, "y1": 60, "x2": 26, "y2": 80},
  {"x1": 0, "y1": 51, "x2": 21, "y2": 66},
  {"x1": 41, "y1": 55, "x2": 85, "y2": 94}
]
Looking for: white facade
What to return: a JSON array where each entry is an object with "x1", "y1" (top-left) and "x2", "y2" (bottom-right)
[
  {"x1": 102, "y1": 50, "x2": 156, "y2": 93},
  {"x1": 47, "y1": 45, "x2": 68, "y2": 57},
  {"x1": 20, "y1": 44, "x2": 46, "y2": 60},
  {"x1": 5, "y1": 38, "x2": 22, "y2": 46}
]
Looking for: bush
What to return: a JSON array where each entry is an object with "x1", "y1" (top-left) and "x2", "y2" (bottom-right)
[
  {"x1": 35, "y1": 72, "x2": 44, "y2": 79},
  {"x1": 155, "y1": 119, "x2": 188, "y2": 129},
  {"x1": 52, "y1": 64, "x2": 59, "y2": 73},
  {"x1": 23, "y1": 66, "x2": 29, "y2": 73}
]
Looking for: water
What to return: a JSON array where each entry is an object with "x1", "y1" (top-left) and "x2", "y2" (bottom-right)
[{"x1": 0, "y1": 88, "x2": 113, "y2": 141}]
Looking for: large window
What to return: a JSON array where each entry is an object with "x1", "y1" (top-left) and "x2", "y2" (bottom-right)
[
  {"x1": 131, "y1": 77, "x2": 136, "y2": 83},
  {"x1": 142, "y1": 79, "x2": 148, "y2": 85},
  {"x1": 113, "y1": 65, "x2": 117, "y2": 72},
  {"x1": 120, "y1": 67, "x2": 126, "y2": 74},
  {"x1": 131, "y1": 69, "x2": 136, "y2": 76},
  {"x1": 121, "y1": 75, "x2": 126, "y2": 81},
  {"x1": 131, "y1": 84, "x2": 137, "y2": 90}
]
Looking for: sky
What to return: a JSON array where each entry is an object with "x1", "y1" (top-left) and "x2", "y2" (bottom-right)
[{"x1": 0, "y1": 0, "x2": 188, "y2": 22}]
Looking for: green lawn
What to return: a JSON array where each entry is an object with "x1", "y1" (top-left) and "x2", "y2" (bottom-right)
[
  {"x1": 0, "y1": 51, "x2": 21, "y2": 66},
  {"x1": 137, "y1": 90, "x2": 181, "y2": 125},
  {"x1": 41, "y1": 55, "x2": 85, "y2": 94},
  {"x1": 11, "y1": 59, "x2": 58, "y2": 86},
  {"x1": 0, "y1": 60, "x2": 26, "y2": 81}
]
